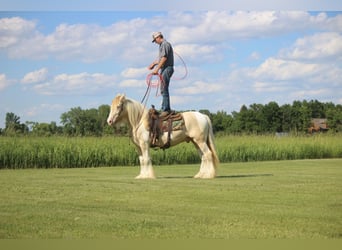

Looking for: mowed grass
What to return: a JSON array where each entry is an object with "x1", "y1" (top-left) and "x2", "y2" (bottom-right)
[{"x1": 0, "y1": 159, "x2": 341, "y2": 239}]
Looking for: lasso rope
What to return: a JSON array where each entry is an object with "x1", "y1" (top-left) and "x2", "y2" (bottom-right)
[
  {"x1": 141, "y1": 73, "x2": 162, "y2": 105},
  {"x1": 173, "y1": 51, "x2": 188, "y2": 80},
  {"x1": 141, "y1": 51, "x2": 187, "y2": 105},
  {"x1": 146, "y1": 73, "x2": 163, "y2": 88}
]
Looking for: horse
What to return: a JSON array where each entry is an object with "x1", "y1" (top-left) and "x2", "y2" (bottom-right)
[{"x1": 107, "y1": 93, "x2": 219, "y2": 179}]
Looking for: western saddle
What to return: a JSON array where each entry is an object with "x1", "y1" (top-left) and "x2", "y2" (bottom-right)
[{"x1": 148, "y1": 105, "x2": 183, "y2": 149}]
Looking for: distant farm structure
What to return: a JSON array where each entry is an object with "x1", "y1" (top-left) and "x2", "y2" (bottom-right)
[{"x1": 308, "y1": 118, "x2": 329, "y2": 133}]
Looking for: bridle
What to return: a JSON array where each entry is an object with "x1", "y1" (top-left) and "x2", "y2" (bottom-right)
[{"x1": 109, "y1": 101, "x2": 124, "y2": 125}]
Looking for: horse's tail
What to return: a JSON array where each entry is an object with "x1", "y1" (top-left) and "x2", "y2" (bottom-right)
[{"x1": 206, "y1": 116, "x2": 220, "y2": 169}]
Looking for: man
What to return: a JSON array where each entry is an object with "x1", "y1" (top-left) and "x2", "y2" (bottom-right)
[{"x1": 148, "y1": 32, "x2": 174, "y2": 116}]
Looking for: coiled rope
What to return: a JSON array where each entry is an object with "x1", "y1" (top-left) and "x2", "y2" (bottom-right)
[{"x1": 141, "y1": 51, "x2": 187, "y2": 105}]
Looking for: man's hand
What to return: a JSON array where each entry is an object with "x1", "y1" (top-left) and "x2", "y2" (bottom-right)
[
  {"x1": 148, "y1": 62, "x2": 157, "y2": 70},
  {"x1": 152, "y1": 68, "x2": 159, "y2": 75}
]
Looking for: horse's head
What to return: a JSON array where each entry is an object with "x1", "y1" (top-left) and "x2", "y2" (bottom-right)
[{"x1": 107, "y1": 94, "x2": 126, "y2": 126}]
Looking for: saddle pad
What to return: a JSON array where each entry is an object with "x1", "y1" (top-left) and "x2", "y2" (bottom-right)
[{"x1": 161, "y1": 119, "x2": 184, "y2": 132}]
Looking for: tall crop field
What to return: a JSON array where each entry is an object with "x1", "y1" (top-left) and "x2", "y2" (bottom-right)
[
  {"x1": 0, "y1": 134, "x2": 341, "y2": 169},
  {"x1": 216, "y1": 134, "x2": 342, "y2": 162}
]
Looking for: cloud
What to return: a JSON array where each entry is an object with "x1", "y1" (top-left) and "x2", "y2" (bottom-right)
[
  {"x1": 31, "y1": 72, "x2": 118, "y2": 95},
  {"x1": 173, "y1": 44, "x2": 223, "y2": 64},
  {"x1": 279, "y1": 32, "x2": 342, "y2": 61},
  {"x1": 249, "y1": 52, "x2": 261, "y2": 61},
  {"x1": 175, "y1": 80, "x2": 222, "y2": 95},
  {"x1": 1, "y1": 11, "x2": 341, "y2": 65},
  {"x1": 21, "y1": 68, "x2": 48, "y2": 84},
  {"x1": 1, "y1": 16, "x2": 150, "y2": 63},
  {"x1": 0, "y1": 74, "x2": 12, "y2": 90},
  {"x1": 119, "y1": 79, "x2": 145, "y2": 88},
  {"x1": 0, "y1": 17, "x2": 37, "y2": 48},
  {"x1": 171, "y1": 95, "x2": 203, "y2": 107},
  {"x1": 121, "y1": 67, "x2": 147, "y2": 78},
  {"x1": 169, "y1": 11, "x2": 341, "y2": 43},
  {"x1": 253, "y1": 81, "x2": 291, "y2": 93},
  {"x1": 25, "y1": 103, "x2": 65, "y2": 118},
  {"x1": 240, "y1": 57, "x2": 342, "y2": 98},
  {"x1": 218, "y1": 23, "x2": 342, "y2": 109},
  {"x1": 251, "y1": 58, "x2": 322, "y2": 81}
]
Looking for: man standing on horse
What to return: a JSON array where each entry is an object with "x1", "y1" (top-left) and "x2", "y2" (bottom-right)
[{"x1": 148, "y1": 32, "x2": 174, "y2": 117}]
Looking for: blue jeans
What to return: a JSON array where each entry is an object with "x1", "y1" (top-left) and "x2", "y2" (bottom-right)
[{"x1": 161, "y1": 66, "x2": 174, "y2": 111}]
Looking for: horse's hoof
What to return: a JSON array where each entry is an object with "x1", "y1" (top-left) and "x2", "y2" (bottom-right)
[{"x1": 135, "y1": 175, "x2": 156, "y2": 179}]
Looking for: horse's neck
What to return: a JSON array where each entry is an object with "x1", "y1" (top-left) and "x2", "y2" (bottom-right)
[{"x1": 126, "y1": 99, "x2": 147, "y2": 130}]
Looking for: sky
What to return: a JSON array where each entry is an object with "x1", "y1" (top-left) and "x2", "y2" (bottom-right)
[{"x1": 0, "y1": 1, "x2": 342, "y2": 128}]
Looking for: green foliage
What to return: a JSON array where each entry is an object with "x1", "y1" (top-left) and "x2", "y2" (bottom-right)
[
  {"x1": 60, "y1": 105, "x2": 110, "y2": 136},
  {"x1": 26, "y1": 121, "x2": 63, "y2": 136},
  {"x1": 208, "y1": 100, "x2": 342, "y2": 134},
  {"x1": 0, "y1": 135, "x2": 341, "y2": 169},
  {"x1": 4, "y1": 112, "x2": 28, "y2": 135},
  {"x1": 2, "y1": 99, "x2": 342, "y2": 137},
  {"x1": 0, "y1": 159, "x2": 341, "y2": 238}
]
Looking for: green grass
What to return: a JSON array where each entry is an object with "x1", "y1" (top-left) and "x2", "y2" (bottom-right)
[{"x1": 0, "y1": 159, "x2": 341, "y2": 239}]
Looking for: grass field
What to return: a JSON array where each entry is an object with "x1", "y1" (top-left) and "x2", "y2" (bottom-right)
[{"x1": 0, "y1": 159, "x2": 341, "y2": 239}]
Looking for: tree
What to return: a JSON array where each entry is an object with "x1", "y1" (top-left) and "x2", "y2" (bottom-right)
[
  {"x1": 211, "y1": 110, "x2": 233, "y2": 133},
  {"x1": 326, "y1": 104, "x2": 342, "y2": 132},
  {"x1": 60, "y1": 105, "x2": 111, "y2": 136},
  {"x1": 308, "y1": 100, "x2": 326, "y2": 118},
  {"x1": 300, "y1": 101, "x2": 312, "y2": 132},
  {"x1": 262, "y1": 102, "x2": 281, "y2": 133},
  {"x1": 4, "y1": 112, "x2": 28, "y2": 135},
  {"x1": 28, "y1": 121, "x2": 63, "y2": 136},
  {"x1": 2, "y1": 99, "x2": 342, "y2": 137},
  {"x1": 280, "y1": 104, "x2": 292, "y2": 132}
]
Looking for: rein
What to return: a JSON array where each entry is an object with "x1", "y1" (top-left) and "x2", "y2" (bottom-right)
[{"x1": 141, "y1": 73, "x2": 163, "y2": 105}]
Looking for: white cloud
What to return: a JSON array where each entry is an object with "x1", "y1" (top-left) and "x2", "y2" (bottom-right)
[
  {"x1": 121, "y1": 67, "x2": 147, "y2": 78},
  {"x1": 169, "y1": 11, "x2": 341, "y2": 43},
  {"x1": 32, "y1": 72, "x2": 118, "y2": 95},
  {"x1": 25, "y1": 103, "x2": 65, "y2": 117},
  {"x1": 249, "y1": 52, "x2": 260, "y2": 60},
  {"x1": 240, "y1": 57, "x2": 342, "y2": 98},
  {"x1": 21, "y1": 68, "x2": 48, "y2": 84},
  {"x1": 0, "y1": 17, "x2": 37, "y2": 48},
  {"x1": 119, "y1": 79, "x2": 145, "y2": 88},
  {"x1": 0, "y1": 74, "x2": 12, "y2": 90},
  {"x1": 251, "y1": 58, "x2": 321, "y2": 81},
  {"x1": 253, "y1": 81, "x2": 291, "y2": 93},
  {"x1": 279, "y1": 32, "x2": 342, "y2": 61},
  {"x1": 171, "y1": 95, "x2": 203, "y2": 107},
  {"x1": 1, "y1": 17, "x2": 150, "y2": 63},
  {"x1": 1, "y1": 11, "x2": 341, "y2": 65},
  {"x1": 175, "y1": 80, "x2": 222, "y2": 95},
  {"x1": 223, "y1": 27, "x2": 342, "y2": 107},
  {"x1": 174, "y1": 44, "x2": 223, "y2": 64}
]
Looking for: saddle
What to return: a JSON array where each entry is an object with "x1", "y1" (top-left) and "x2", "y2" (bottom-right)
[{"x1": 148, "y1": 105, "x2": 184, "y2": 149}]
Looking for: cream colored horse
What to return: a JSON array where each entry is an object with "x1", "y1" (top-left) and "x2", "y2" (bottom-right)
[{"x1": 107, "y1": 94, "x2": 219, "y2": 179}]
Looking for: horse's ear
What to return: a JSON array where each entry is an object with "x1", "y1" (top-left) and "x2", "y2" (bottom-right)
[
  {"x1": 118, "y1": 93, "x2": 126, "y2": 103},
  {"x1": 115, "y1": 93, "x2": 125, "y2": 99}
]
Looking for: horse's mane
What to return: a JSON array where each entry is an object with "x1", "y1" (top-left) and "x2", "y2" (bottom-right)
[{"x1": 124, "y1": 98, "x2": 149, "y2": 129}]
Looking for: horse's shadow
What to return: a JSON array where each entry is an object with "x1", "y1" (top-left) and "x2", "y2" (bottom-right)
[
  {"x1": 160, "y1": 173, "x2": 273, "y2": 179},
  {"x1": 216, "y1": 173, "x2": 273, "y2": 178}
]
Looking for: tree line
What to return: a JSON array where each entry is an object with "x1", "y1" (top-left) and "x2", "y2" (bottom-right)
[{"x1": 1, "y1": 100, "x2": 341, "y2": 136}]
